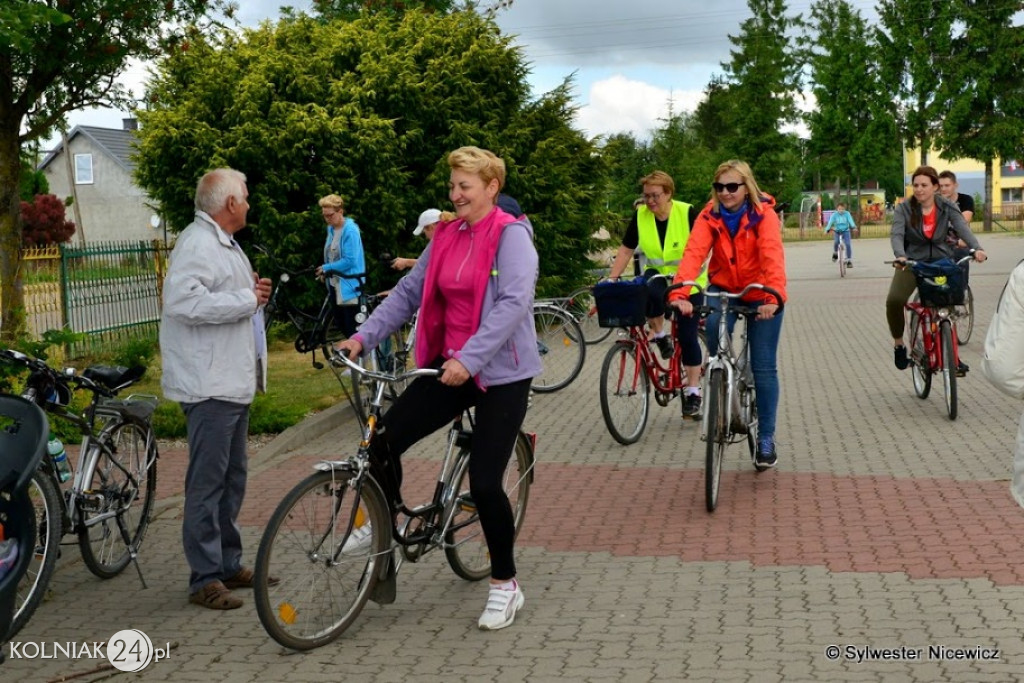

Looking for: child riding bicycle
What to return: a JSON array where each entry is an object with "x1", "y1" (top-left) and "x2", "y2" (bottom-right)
[{"x1": 825, "y1": 202, "x2": 856, "y2": 268}]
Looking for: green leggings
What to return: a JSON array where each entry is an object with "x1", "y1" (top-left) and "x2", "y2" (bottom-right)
[{"x1": 885, "y1": 268, "x2": 917, "y2": 340}]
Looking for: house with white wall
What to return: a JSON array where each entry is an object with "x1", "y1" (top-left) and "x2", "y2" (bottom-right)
[{"x1": 37, "y1": 121, "x2": 163, "y2": 244}]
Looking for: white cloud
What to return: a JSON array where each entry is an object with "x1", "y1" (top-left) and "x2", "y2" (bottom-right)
[{"x1": 575, "y1": 75, "x2": 704, "y2": 140}]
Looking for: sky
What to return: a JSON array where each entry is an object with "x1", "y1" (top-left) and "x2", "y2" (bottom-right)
[{"x1": 50, "y1": 0, "x2": 883, "y2": 149}]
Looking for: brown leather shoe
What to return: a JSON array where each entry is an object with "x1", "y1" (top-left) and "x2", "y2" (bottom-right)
[
  {"x1": 189, "y1": 580, "x2": 243, "y2": 610},
  {"x1": 223, "y1": 567, "x2": 279, "y2": 589}
]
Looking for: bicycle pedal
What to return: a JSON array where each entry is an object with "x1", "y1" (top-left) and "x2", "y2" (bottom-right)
[{"x1": 457, "y1": 493, "x2": 476, "y2": 513}]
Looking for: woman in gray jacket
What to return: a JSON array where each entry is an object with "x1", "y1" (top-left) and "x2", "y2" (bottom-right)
[{"x1": 887, "y1": 165, "x2": 987, "y2": 370}]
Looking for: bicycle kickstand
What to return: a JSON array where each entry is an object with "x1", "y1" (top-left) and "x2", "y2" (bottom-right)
[{"x1": 116, "y1": 515, "x2": 148, "y2": 589}]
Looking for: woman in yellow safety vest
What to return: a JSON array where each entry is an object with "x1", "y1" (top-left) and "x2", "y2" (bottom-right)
[{"x1": 606, "y1": 170, "x2": 708, "y2": 419}]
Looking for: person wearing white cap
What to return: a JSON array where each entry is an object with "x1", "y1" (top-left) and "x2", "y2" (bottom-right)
[{"x1": 391, "y1": 208, "x2": 452, "y2": 271}]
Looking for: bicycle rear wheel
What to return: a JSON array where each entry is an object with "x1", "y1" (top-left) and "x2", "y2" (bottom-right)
[
  {"x1": 78, "y1": 418, "x2": 157, "y2": 578},
  {"x1": 599, "y1": 342, "x2": 650, "y2": 445},
  {"x1": 445, "y1": 431, "x2": 534, "y2": 581},
  {"x1": 532, "y1": 304, "x2": 586, "y2": 393},
  {"x1": 705, "y1": 369, "x2": 727, "y2": 512},
  {"x1": 956, "y1": 285, "x2": 974, "y2": 345},
  {"x1": 254, "y1": 469, "x2": 391, "y2": 651},
  {"x1": 941, "y1": 320, "x2": 958, "y2": 420},
  {"x1": 11, "y1": 470, "x2": 61, "y2": 639},
  {"x1": 565, "y1": 288, "x2": 612, "y2": 344}
]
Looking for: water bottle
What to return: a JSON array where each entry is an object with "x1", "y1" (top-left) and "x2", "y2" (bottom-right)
[{"x1": 48, "y1": 433, "x2": 72, "y2": 483}]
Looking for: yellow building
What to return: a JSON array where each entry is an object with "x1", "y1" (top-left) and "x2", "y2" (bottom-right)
[{"x1": 904, "y1": 147, "x2": 1024, "y2": 218}]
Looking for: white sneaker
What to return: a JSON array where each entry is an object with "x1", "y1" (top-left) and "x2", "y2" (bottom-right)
[
  {"x1": 341, "y1": 523, "x2": 373, "y2": 555},
  {"x1": 477, "y1": 582, "x2": 525, "y2": 630}
]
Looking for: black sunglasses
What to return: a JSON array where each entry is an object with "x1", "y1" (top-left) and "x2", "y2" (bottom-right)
[{"x1": 712, "y1": 182, "x2": 742, "y2": 193}]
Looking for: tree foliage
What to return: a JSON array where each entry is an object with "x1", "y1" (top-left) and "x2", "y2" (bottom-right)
[
  {"x1": 310, "y1": 0, "x2": 462, "y2": 21},
  {"x1": 0, "y1": 0, "x2": 229, "y2": 340},
  {"x1": 134, "y1": 10, "x2": 604, "y2": 297},
  {"x1": 936, "y1": 0, "x2": 1024, "y2": 229},
  {"x1": 876, "y1": 0, "x2": 957, "y2": 165},
  {"x1": 20, "y1": 194, "x2": 75, "y2": 246},
  {"x1": 804, "y1": 0, "x2": 902, "y2": 204},
  {"x1": 719, "y1": 0, "x2": 804, "y2": 199}
]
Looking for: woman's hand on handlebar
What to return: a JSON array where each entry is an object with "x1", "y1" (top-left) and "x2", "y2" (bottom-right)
[
  {"x1": 335, "y1": 338, "x2": 363, "y2": 360},
  {"x1": 757, "y1": 303, "x2": 779, "y2": 320},
  {"x1": 670, "y1": 298, "x2": 694, "y2": 317},
  {"x1": 973, "y1": 250, "x2": 988, "y2": 263},
  {"x1": 440, "y1": 358, "x2": 470, "y2": 386}
]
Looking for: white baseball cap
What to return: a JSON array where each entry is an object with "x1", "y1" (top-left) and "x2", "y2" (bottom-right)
[{"x1": 412, "y1": 208, "x2": 442, "y2": 236}]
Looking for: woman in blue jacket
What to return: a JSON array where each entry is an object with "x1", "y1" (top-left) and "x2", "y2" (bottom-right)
[{"x1": 315, "y1": 194, "x2": 366, "y2": 337}]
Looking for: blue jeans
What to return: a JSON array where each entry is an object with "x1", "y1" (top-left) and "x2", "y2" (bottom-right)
[
  {"x1": 832, "y1": 230, "x2": 852, "y2": 259},
  {"x1": 704, "y1": 294, "x2": 785, "y2": 443}
]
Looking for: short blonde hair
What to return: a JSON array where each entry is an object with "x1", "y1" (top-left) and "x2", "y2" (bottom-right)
[
  {"x1": 640, "y1": 170, "x2": 675, "y2": 197},
  {"x1": 439, "y1": 210, "x2": 457, "y2": 222},
  {"x1": 710, "y1": 160, "x2": 766, "y2": 212},
  {"x1": 318, "y1": 194, "x2": 345, "y2": 211},
  {"x1": 448, "y1": 146, "x2": 506, "y2": 190}
]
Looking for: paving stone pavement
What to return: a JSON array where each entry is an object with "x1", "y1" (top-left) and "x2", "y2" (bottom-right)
[{"x1": 6, "y1": 234, "x2": 1024, "y2": 682}]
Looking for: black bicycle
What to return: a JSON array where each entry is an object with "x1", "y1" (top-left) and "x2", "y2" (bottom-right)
[
  {"x1": 0, "y1": 348, "x2": 158, "y2": 639},
  {"x1": 253, "y1": 351, "x2": 535, "y2": 651}
]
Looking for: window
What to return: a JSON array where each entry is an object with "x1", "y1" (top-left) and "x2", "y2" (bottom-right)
[
  {"x1": 1002, "y1": 187, "x2": 1023, "y2": 203},
  {"x1": 74, "y1": 154, "x2": 93, "y2": 184}
]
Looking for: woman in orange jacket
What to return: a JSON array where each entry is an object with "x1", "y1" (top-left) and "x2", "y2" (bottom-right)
[{"x1": 668, "y1": 159, "x2": 787, "y2": 469}]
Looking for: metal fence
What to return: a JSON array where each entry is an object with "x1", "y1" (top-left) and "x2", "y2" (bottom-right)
[{"x1": 16, "y1": 240, "x2": 171, "y2": 355}]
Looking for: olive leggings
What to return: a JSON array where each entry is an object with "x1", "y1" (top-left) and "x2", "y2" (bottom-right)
[{"x1": 885, "y1": 268, "x2": 917, "y2": 340}]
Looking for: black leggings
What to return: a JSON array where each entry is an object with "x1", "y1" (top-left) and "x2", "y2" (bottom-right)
[{"x1": 368, "y1": 368, "x2": 531, "y2": 580}]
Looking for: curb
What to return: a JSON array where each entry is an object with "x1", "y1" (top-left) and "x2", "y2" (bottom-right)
[{"x1": 255, "y1": 400, "x2": 356, "y2": 462}]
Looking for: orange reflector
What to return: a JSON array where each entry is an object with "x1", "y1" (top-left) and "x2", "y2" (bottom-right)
[
  {"x1": 278, "y1": 602, "x2": 297, "y2": 624},
  {"x1": 354, "y1": 507, "x2": 366, "y2": 527}
]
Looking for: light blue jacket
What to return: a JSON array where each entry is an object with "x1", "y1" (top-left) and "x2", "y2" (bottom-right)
[
  {"x1": 825, "y1": 210, "x2": 856, "y2": 233},
  {"x1": 322, "y1": 217, "x2": 366, "y2": 302}
]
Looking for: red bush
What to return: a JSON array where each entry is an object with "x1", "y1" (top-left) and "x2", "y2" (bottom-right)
[{"x1": 20, "y1": 194, "x2": 76, "y2": 246}]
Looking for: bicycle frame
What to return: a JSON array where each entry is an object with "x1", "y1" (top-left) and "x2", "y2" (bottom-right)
[
  {"x1": 700, "y1": 298, "x2": 754, "y2": 444},
  {"x1": 319, "y1": 352, "x2": 511, "y2": 563},
  {"x1": 906, "y1": 303, "x2": 959, "y2": 374}
]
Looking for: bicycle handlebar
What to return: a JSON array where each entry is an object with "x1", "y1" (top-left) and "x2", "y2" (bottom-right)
[
  {"x1": 329, "y1": 347, "x2": 441, "y2": 384},
  {"x1": 886, "y1": 249, "x2": 978, "y2": 268},
  {"x1": 667, "y1": 282, "x2": 784, "y2": 317},
  {"x1": 0, "y1": 348, "x2": 143, "y2": 403}
]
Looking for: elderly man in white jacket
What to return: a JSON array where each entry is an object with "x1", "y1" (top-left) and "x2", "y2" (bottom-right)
[{"x1": 160, "y1": 168, "x2": 271, "y2": 610}]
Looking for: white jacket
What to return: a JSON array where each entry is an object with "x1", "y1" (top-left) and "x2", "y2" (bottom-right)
[{"x1": 159, "y1": 212, "x2": 266, "y2": 404}]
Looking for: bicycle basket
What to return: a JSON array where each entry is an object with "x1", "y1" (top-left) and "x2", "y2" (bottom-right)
[
  {"x1": 593, "y1": 278, "x2": 648, "y2": 328},
  {"x1": 912, "y1": 258, "x2": 965, "y2": 307}
]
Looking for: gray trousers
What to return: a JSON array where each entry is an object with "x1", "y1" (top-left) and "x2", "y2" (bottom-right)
[{"x1": 180, "y1": 399, "x2": 249, "y2": 593}]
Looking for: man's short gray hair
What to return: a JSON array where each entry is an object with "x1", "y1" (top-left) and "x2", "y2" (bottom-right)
[{"x1": 194, "y1": 168, "x2": 247, "y2": 214}]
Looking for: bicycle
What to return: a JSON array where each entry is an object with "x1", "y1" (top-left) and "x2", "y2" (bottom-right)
[
  {"x1": 595, "y1": 275, "x2": 708, "y2": 445},
  {"x1": 531, "y1": 301, "x2": 586, "y2": 393},
  {"x1": 252, "y1": 351, "x2": 535, "y2": 650},
  {"x1": 541, "y1": 286, "x2": 613, "y2": 345},
  {"x1": 910, "y1": 282, "x2": 974, "y2": 346},
  {"x1": 0, "y1": 348, "x2": 158, "y2": 639},
  {"x1": 694, "y1": 283, "x2": 784, "y2": 512},
  {"x1": 830, "y1": 229, "x2": 848, "y2": 278},
  {"x1": 896, "y1": 253, "x2": 977, "y2": 421}
]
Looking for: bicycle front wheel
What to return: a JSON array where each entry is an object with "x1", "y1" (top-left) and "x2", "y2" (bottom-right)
[
  {"x1": 11, "y1": 470, "x2": 61, "y2": 639},
  {"x1": 532, "y1": 304, "x2": 586, "y2": 393},
  {"x1": 599, "y1": 342, "x2": 650, "y2": 445},
  {"x1": 908, "y1": 309, "x2": 931, "y2": 399},
  {"x1": 838, "y1": 243, "x2": 847, "y2": 277},
  {"x1": 956, "y1": 285, "x2": 974, "y2": 345},
  {"x1": 445, "y1": 431, "x2": 534, "y2": 581},
  {"x1": 566, "y1": 288, "x2": 612, "y2": 344},
  {"x1": 941, "y1": 320, "x2": 958, "y2": 420},
  {"x1": 254, "y1": 469, "x2": 391, "y2": 651},
  {"x1": 78, "y1": 417, "x2": 158, "y2": 578},
  {"x1": 705, "y1": 369, "x2": 727, "y2": 512}
]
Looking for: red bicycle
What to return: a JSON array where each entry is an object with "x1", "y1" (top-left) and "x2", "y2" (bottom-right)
[
  {"x1": 899, "y1": 253, "x2": 977, "y2": 420},
  {"x1": 596, "y1": 276, "x2": 707, "y2": 444}
]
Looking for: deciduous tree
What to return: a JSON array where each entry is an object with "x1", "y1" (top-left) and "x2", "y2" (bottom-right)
[
  {"x1": 134, "y1": 10, "x2": 603, "y2": 296},
  {"x1": 0, "y1": 0, "x2": 228, "y2": 340}
]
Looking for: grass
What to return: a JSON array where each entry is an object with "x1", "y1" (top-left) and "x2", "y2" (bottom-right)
[{"x1": 134, "y1": 339, "x2": 352, "y2": 439}]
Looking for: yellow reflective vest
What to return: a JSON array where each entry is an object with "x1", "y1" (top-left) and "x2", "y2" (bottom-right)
[{"x1": 637, "y1": 200, "x2": 707, "y2": 286}]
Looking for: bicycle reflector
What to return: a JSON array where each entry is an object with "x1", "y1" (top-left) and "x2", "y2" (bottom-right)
[{"x1": 278, "y1": 603, "x2": 297, "y2": 625}]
